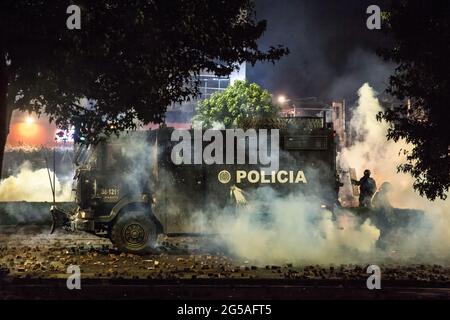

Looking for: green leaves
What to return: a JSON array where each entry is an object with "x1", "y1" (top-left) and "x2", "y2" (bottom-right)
[
  {"x1": 378, "y1": 0, "x2": 450, "y2": 201},
  {"x1": 1, "y1": 0, "x2": 288, "y2": 141},
  {"x1": 193, "y1": 80, "x2": 280, "y2": 129}
]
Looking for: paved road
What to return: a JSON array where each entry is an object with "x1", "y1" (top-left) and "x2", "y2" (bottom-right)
[
  {"x1": 1, "y1": 226, "x2": 450, "y2": 300},
  {"x1": 2, "y1": 278, "x2": 450, "y2": 299}
]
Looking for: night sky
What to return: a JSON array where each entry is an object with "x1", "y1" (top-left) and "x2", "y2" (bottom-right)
[{"x1": 248, "y1": 0, "x2": 393, "y2": 104}]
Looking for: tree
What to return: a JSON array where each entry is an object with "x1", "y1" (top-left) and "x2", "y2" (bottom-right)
[
  {"x1": 0, "y1": 1, "x2": 288, "y2": 178},
  {"x1": 193, "y1": 80, "x2": 280, "y2": 129},
  {"x1": 378, "y1": 0, "x2": 450, "y2": 200}
]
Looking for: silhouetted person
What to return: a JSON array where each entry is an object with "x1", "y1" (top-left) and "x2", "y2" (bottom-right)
[
  {"x1": 373, "y1": 182, "x2": 393, "y2": 210},
  {"x1": 352, "y1": 169, "x2": 377, "y2": 208}
]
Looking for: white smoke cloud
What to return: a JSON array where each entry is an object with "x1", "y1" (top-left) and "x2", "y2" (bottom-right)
[
  {"x1": 201, "y1": 83, "x2": 450, "y2": 265},
  {"x1": 0, "y1": 162, "x2": 72, "y2": 202},
  {"x1": 339, "y1": 83, "x2": 450, "y2": 262},
  {"x1": 212, "y1": 189, "x2": 380, "y2": 265},
  {"x1": 3, "y1": 84, "x2": 447, "y2": 266}
]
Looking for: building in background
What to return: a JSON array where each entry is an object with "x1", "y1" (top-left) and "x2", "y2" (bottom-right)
[{"x1": 164, "y1": 63, "x2": 247, "y2": 126}]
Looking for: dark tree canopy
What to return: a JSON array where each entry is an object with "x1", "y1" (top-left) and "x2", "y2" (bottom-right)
[
  {"x1": 378, "y1": 0, "x2": 450, "y2": 200},
  {"x1": 0, "y1": 0, "x2": 288, "y2": 177}
]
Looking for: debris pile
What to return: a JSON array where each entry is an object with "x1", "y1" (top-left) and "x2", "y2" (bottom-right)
[{"x1": 1, "y1": 226, "x2": 450, "y2": 283}]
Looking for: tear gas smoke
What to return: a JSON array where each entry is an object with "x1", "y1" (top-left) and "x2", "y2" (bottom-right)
[
  {"x1": 211, "y1": 188, "x2": 381, "y2": 265},
  {"x1": 3, "y1": 84, "x2": 447, "y2": 265},
  {"x1": 145, "y1": 127, "x2": 376, "y2": 257},
  {"x1": 194, "y1": 83, "x2": 450, "y2": 266},
  {"x1": 339, "y1": 83, "x2": 450, "y2": 262},
  {"x1": 115, "y1": 134, "x2": 153, "y2": 196},
  {"x1": 0, "y1": 161, "x2": 72, "y2": 202}
]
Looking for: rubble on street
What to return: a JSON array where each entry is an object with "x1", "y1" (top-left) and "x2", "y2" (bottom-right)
[{"x1": 1, "y1": 226, "x2": 450, "y2": 284}]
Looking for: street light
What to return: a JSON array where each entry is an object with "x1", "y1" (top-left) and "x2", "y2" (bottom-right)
[
  {"x1": 25, "y1": 116, "x2": 34, "y2": 125},
  {"x1": 277, "y1": 95, "x2": 287, "y2": 104}
]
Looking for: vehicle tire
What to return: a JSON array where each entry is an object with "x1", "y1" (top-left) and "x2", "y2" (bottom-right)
[{"x1": 110, "y1": 210, "x2": 158, "y2": 254}]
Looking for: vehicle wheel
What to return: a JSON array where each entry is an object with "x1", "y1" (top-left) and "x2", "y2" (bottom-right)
[{"x1": 110, "y1": 210, "x2": 158, "y2": 254}]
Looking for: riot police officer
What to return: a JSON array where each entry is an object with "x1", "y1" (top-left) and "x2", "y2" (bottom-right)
[{"x1": 352, "y1": 169, "x2": 377, "y2": 208}]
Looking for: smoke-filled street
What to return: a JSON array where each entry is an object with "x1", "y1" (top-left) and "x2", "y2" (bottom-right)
[
  {"x1": 1, "y1": 225, "x2": 450, "y2": 299},
  {"x1": 1, "y1": 84, "x2": 450, "y2": 300},
  {"x1": 1, "y1": 0, "x2": 450, "y2": 313}
]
